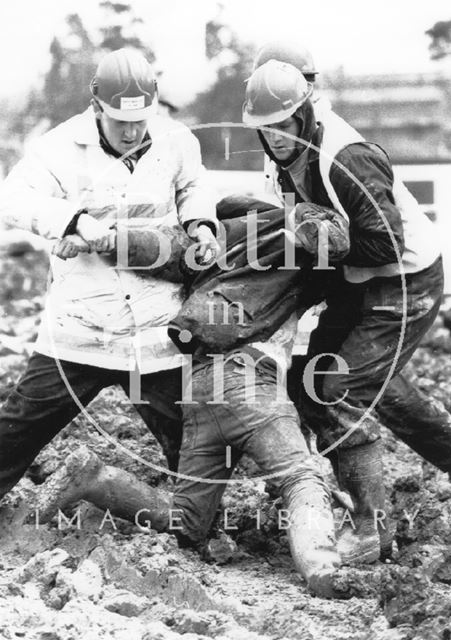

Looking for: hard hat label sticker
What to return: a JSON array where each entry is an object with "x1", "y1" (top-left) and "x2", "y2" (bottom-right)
[{"x1": 120, "y1": 96, "x2": 145, "y2": 110}]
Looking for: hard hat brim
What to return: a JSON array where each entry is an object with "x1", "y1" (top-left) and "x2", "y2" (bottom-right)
[
  {"x1": 99, "y1": 99, "x2": 157, "y2": 122},
  {"x1": 242, "y1": 90, "x2": 312, "y2": 127}
]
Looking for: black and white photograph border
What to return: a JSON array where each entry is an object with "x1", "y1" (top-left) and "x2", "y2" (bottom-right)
[{"x1": 1, "y1": 1, "x2": 451, "y2": 639}]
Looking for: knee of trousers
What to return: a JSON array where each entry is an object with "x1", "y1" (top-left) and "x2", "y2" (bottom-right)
[
  {"x1": 170, "y1": 489, "x2": 219, "y2": 545},
  {"x1": 322, "y1": 373, "x2": 352, "y2": 406},
  {"x1": 319, "y1": 394, "x2": 382, "y2": 450}
]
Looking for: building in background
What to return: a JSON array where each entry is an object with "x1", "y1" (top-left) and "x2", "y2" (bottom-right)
[
  {"x1": 324, "y1": 71, "x2": 451, "y2": 163},
  {"x1": 316, "y1": 70, "x2": 451, "y2": 292}
]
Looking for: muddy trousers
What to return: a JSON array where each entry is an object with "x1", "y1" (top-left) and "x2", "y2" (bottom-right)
[
  {"x1": 172, "y1": 355, "x2": 339, "y2": 582},
  {"x1": 0, "y1": 352, "x2": 183, "y2": 500},
  {"x1": 301, "y1": 257, "x2": 451, "y2": 470}
]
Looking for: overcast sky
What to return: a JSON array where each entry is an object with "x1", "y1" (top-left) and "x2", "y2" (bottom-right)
[{"x1": 0, "y1": 0, "x2": 450, "y2": 104}]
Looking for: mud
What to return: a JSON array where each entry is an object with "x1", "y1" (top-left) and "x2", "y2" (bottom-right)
[{"x1": 1, "y1": 249, "x2": 451, "y2": 639}]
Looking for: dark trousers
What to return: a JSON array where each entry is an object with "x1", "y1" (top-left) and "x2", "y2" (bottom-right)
[
  {"x1": 300, "y1": 257, "x2": 451, "y2": 471},
  {"x1": 0, "y1": 353, "x2": 182, "y2": 499}
]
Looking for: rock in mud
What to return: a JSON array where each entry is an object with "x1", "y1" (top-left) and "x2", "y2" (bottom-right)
[
  {"x1": 103, "y1": 590, "x2": 150, "y2": 617},
  {"x1": 205, "y1": 532, "x2": 238, "y2": 564},
  {"x1": 142, "y1": 621, "x2": 183, "y2": 639},
  {"x1": 17, "y1": 549, "x2": 72, "y2": 587},
  {"x1": 168, "y1": 609, "x2": 213, "y2": 635},
  {"x1": 69, "y1": 558, "x2": 103, "y2": 601}
]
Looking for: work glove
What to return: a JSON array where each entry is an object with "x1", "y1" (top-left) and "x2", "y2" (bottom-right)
[{"x1": 293, "y1": 203, "x2": 350, "y2": 262}]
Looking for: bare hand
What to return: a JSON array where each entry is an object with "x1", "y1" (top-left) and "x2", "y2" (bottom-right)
[
  {"x1": 189, "y1": 224, "x2": 219, "y2": 265},
  {"x1": 312, "y1": 301, "x2": 327, "y2": 316},
  {"x1": 53, "y1": 234, "x2": 90, "y2": 260},
  {"x1": 76, "y1": 213, "x2": 116, "y2": 253}
]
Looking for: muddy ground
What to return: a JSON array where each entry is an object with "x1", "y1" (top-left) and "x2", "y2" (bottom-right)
[{"x1": 1, "y1": 246, "x2": 451, "y2": 640}]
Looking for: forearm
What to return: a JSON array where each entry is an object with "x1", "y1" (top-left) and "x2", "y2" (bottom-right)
[
  {"x1": 344, "y1": 190, "x2": 404, "y2": 266},
  {"x1": 0, "y1": 190, "x2": 77, "y2": 240},
  {"x1": 174, "y1": 143, "x2": 218, "y2": 230},
  {"x1": 0, "y1": 156, "x2": 77, "y2": 240},
  {"x1": 175, "y1": 183, "x2": 218, "y2": 231}
]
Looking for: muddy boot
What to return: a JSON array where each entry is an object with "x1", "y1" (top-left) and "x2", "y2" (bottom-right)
[
  {"x1": 85, "y1": 463, "x2": 171, "y2": 531},
  {"x1": 336, "y1": 440, "x2": 390, "y2": 564},
  {"x1": 37, "y1": 446, "x2": 171, "y2": 531},
  {"x1": 284, "y1": 475, "x2": 350, "y2": 599},
  {"x1": 37, "y1": 446, "x2": 103, "y2": 521}
]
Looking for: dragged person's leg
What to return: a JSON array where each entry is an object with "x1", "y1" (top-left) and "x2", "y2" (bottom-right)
[
  {"x1": 231, "y1": 370, "x2": 345, "y2": 597},
  {"x1": 171, "y1": 362, "x2": 237, "y2": 550},
  {"x1": 200, "y1": 352, "x2": 350, "y2": 598}
]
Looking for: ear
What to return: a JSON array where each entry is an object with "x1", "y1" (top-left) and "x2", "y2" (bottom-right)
[{"x1": 91, "y1": 98, "x2": 103, "y2": 118}]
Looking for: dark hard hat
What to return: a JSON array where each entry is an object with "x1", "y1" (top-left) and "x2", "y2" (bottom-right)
[{"x1": 254, "y1": 41, "x2": 318, "y2": 78}]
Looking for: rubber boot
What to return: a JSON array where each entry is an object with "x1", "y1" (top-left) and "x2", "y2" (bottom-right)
[
  {"x1": 37, "y1": 446, "x2": 171, "y2": 532},
  {"x1": 283, "y1": 473, "x2": 350, "y2": 599},
  {"x1": 335, "y1": 440, "x2": 391, "y2": 565}
]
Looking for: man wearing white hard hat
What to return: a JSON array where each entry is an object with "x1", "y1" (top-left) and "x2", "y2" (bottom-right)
[
  {"x1": 253, "y1": 40, "x2": 330, "y2": 200},
  {"x1": 0, "y1": 48, "x2": 218, "y2": 497},
  {"x1": 243, "y1": 57, "x2": 445, "y2": 566}
]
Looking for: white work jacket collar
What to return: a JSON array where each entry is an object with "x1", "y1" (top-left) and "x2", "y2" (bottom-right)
[{"x1": 72, "y1": 106, "x2": 102, "y2": 147}]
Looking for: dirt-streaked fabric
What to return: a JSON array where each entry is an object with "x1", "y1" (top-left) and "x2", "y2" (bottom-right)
[{"x1": 0, "y1": 107, "x2": 216, "y2": 372}]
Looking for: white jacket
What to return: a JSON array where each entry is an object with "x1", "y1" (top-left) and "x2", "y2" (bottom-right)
[{"x1": 0, "y1": 108, "x2": 217, "y2": 372}]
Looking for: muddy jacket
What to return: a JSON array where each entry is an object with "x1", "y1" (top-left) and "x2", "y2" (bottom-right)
[
  {"x1": 0, "y1": 107, "x2": 217, "y2": 371},
  {"x1": 119, "y1": 196, "x2": 350, "y2": 354},
  {"x1": 263, "y1": 101, "x2": 440, "y2": 283}
]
